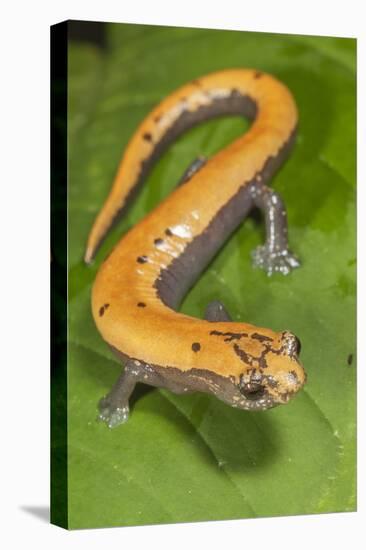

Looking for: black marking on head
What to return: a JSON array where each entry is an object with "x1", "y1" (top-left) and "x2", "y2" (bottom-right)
[
  {"x1": 154, "y1": 238, "x2": 164, "y2": 246},
  {"x1": 143, "y1": 132, "x2": 153, "y2": 142},
  {"x1": 210, "y1": 329, "x2": 248, "y2": 342},
  {"x1": 137, "y1": 302, "x2": 146, "y2": 308},
  {"x1": 347, "y1": 353, "x2": 353, "y2": 366},
  {"x1": 210, "y1": 329, "x2": 274, "y2": 370},
  {"x1": 165, "y1": 228, "x2": 173, "y2": 236},
  {"x1": 191, "y1": 342, "x2": 201, "y2": 352},
  {"x1": 269, "y1": 345, "x2": 284, "y2": 356},
  {"x1": 254, "y1": 71, "x2": 263, "y2": 79},
  {"x1": 251, "y1": 333, "x2": 274, "y2": 343},
  {"x1": 233, "y1": 343, "x2": 253, "y2": 365},
  {"x1": 233, "y1": 342, "x2": 271, "y2": 369},
  {"x1": 137, "y1": 255, "x2": 148, "y2": 264},
  {"x1": 99, "y1": 303, "x2": 110, "y2": 317},
  {"x1": 257, "y1": 350, "x2": 270, "y2": 370}
]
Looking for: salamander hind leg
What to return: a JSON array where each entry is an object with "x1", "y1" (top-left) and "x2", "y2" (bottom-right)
[
  {"x1": 204, "y1": 300, "x2": 232, "y2": 322},
  {"x1": 249, "y1": 181, "x2": 300, "y2": 276}
]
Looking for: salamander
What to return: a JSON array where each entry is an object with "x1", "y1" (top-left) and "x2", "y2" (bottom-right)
[{"x1": 85, "y1": 68, "x2": 306, "y2": 428}]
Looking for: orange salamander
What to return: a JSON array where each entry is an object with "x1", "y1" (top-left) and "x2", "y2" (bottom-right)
[{"x1": 85, "y1": 68, "x2": 306, "y2": 428}]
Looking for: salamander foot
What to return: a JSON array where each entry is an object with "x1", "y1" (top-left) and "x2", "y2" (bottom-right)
[
  {"x1": 251, "y1": 245, "x2": 300, "y2": 276},
  {"x1": 98, "y1": 396, "x2": 130, "y2": 428},
  {"x1": 97, "y1": 359, "x2": 142, "y2": 428}
]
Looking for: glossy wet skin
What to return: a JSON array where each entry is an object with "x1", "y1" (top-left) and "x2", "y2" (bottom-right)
[{"x1": 85, "y1": 69, "x2": 307, "y2": 427}]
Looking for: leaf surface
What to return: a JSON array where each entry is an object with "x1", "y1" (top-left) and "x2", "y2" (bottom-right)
[{"x1": 66, "y1": 25, "x2": 356, "y2": 528}]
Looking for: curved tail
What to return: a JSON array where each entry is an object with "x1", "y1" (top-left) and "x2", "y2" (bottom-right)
[{"x1": 84, "y1": 69, "x2": 297, "y2": 263}]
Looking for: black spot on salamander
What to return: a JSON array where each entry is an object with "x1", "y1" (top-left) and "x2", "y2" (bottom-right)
[
  {"x1": 347, "y1": 353, "x2": 353, "y2": 366},
  {"x1": 210, "y1": 329, "x2": 248, "y2": 342},
  {"x1": 254, "y1": 71, "x2": 263, "y2": 79},
  {"x1": 143, "y1": 132, "x2": 153, "y2": 142},
  {"x1": 251, "y1": 333, "x2": 274, "y2": 342},
  {"x1": 154, "y1": 238, "x2": 164, "y2": 246},
  {"x1": 191, "y1": 342, "x2": 201, "y2": 352},
  {"x1": 137, "y1": 302, "x2": 146, "y2": 308},
  {"x1": 165, "y1": 228, "x2": 173, "y2": 236},
  {"x1": 99, "y1": 303, "x2": 110, "y2": 317},
  {"x1": 137, "y1": 255, "x2": 148, "y2": 264}
]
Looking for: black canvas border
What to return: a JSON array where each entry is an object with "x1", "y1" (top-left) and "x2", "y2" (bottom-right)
[{"x1": 50, "y1": 20, "x2": 68, "y2": 529}]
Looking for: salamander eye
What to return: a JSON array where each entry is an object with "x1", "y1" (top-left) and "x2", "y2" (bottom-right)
[
  {"x1": 239, "y1": 382, "x2": 265, "y2": 401},
  {"x1": 281, "y1": 331, "x2": 302, "y2": 357},
  {"x1": 294, "y1": 336, "x2": 301, "y2": 355}
]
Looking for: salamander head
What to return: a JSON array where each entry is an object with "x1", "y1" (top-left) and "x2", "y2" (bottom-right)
[{"x1": 225, "y1": 331, "x2": 306, "y2": 411}]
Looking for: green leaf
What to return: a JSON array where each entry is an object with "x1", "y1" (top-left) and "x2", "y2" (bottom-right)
[{"x1": 67, "y1": 24, "x2": 356, "y2": 529}]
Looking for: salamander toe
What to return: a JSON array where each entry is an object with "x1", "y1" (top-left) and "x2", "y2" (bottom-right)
[{"x1": 251, "y1": 245, "x2": 300, "y2": 276}]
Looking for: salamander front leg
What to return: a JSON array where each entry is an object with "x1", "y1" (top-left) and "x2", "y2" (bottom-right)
[
  {"x1": 249, "y1": 181, "x2": 300, "y2": 275},
  {"x1": 98, "y1": 360, "x2": 144, "y2": 428},
  {"x1": 204, "y1": 300, "x2": 232, "y2": 322}
]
